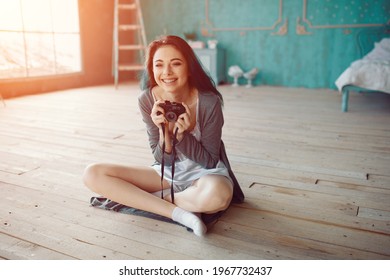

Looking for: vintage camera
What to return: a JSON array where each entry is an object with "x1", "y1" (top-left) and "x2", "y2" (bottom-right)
[{"x1": 158, "y1": 100, "x2": 186, "y2": 122}]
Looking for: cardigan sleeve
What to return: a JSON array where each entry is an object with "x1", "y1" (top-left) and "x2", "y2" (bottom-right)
[{"x1": 175, "y1": 93, "x2": 223, "y2": 168}]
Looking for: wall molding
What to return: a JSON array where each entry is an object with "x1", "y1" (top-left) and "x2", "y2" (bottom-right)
[
  {"x1": 200, "y1": 0, "x2": 389, "y2": 37},
  {"x1": 201, "y1": 0, "x2": 286, "y2": 36},
  {"x1": 298, "y1": 0, "x2": 388, "y2": 35}
]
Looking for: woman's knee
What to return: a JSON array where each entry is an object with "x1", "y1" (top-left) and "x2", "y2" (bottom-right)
[
  {"x1": 82, "y1": 163, "x2": 107, "y2": 191},
  {"x1": 196, "y1": 176, "x2": 233, "y2": 212},
  {"x1": 211, "y1": 184, "x2": 233, "y2": 211}
]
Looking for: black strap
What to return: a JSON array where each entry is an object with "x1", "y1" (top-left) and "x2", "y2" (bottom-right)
[
  {"x1": 160, "y1": 125, "x2": 166, "y2": 200},
  {"x1": 160, "y1": 125, "x2": 178, "y2": 204},
  {"x1": 170, "y1": 128, "x2": 179, "y2": 204}
]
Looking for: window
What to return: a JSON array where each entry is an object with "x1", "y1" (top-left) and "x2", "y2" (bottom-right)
[{"x1": 0, "y1": 0, "x2": 82, "y2": 79}]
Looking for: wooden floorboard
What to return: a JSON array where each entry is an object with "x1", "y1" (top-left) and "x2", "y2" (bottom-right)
[{"x1": 0, "y1": 83, "x2": 389, "y2": 259}]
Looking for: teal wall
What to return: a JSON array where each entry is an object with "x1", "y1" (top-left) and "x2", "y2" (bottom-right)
[{"x1": 141, "y1": 0, "x2": 389, "y2": 89}]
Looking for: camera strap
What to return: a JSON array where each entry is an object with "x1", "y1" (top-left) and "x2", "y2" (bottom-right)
[{"x1": 160, "y1": 125, "x2": 178, "y2": 205}]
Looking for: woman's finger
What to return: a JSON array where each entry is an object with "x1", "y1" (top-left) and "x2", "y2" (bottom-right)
[{"x1": 181, "y1": 102, "x2": 191, "y2": 117}]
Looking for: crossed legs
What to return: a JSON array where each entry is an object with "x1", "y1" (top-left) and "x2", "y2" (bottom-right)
[{"x1": 82, "y1": 163, "x2": 233, "y2": 236}]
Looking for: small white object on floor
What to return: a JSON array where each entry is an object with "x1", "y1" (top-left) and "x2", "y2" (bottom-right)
[
  {"x1": 228, "y1": 65, "x2": 244, "y2": 87},
  {"x1": 243, "y1": 68, "x2": 259, "y2": 88}
]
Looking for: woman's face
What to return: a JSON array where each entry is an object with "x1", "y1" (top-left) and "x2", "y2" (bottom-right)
[{"x1": 152, "y1": 45, "x2": 190, "y2": 93}]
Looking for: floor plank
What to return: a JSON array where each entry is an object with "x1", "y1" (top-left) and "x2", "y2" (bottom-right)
[{"x1": 0, "y1": 232, "x2": 75, "y2": 260}]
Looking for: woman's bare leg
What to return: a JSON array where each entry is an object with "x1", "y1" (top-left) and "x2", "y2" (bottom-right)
[
  {"x1": 165, "y1": 175, "x2": 233, "y2": 214},
  {"x1": 83, "y1": 163, "x2": 174, "y2": 217},
  {"x1": 83, "y1": 163, "x2": 206, "y2": 236}
]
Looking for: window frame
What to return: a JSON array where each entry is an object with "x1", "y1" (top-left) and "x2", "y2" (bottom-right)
[{"x1": 0, "y1": 0, "x2": 83, "y2": 81}]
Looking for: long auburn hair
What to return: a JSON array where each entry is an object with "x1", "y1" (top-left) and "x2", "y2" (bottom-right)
[{"x1": 140, "y1": 35, "x2": 223, "y2": 103}]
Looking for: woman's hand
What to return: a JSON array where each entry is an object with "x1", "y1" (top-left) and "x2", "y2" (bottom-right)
[
  {"x1": 151, "y1": 100, "x2": 173, "y2": 152},
  {"x1": 150, "y1": 100, "x2": 166, "y2": 129},
  {"x1": 174, "y1": 102, "x2": 191, "y2": 141}
]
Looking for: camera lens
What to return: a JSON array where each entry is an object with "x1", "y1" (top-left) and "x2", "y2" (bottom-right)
[{"x1": 166, "y1": 112, "x2": 177, "y2": 122}]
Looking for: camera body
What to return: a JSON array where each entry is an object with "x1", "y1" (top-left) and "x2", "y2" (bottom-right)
[{"x1": 158, "y1": 100, "x2": 186, "y2": 122}]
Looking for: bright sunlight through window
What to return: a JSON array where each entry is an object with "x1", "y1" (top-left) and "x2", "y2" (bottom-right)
[{"x1": 0, "y1": 0, "x2": 81, "y2": 79}]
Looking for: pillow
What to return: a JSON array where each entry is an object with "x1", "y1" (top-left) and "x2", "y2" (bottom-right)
[{"x1": 364, "y1": 38, "x2": 390, "y2": 61}]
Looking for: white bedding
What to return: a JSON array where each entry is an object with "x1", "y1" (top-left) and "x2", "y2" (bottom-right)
[{"x1": 335, "y1": 38, "x2": 390, "y2": 94}]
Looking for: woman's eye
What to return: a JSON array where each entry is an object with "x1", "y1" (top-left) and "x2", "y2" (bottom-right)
[{"x1": 154, "y1": 64, "x2": 163, "y2": 68}]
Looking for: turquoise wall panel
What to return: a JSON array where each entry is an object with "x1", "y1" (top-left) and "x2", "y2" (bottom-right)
[{"x1": 141, "y1": 0, "x2": 389, "y2": 89}]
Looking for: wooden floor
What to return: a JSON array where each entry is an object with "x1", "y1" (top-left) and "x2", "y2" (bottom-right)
[{"x1": 0, "y1": 83, "x2": 389, "y2": 260}]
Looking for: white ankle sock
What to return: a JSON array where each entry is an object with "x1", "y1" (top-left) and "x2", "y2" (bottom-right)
[{"x1": 172, "y1": 207, "x2": 207, "y2": 237}]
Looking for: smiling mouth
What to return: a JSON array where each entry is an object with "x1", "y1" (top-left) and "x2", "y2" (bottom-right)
[{"x1": 162, "y1": 78, "x2": 177, "y2": 84}]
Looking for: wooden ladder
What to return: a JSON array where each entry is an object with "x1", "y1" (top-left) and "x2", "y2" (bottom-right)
[{"x1": 113, "y1": 0, "x2": 147, "y2": 88}]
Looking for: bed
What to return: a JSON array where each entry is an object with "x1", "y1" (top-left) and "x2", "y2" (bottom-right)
[{"x1": 335, "y1": 25, "x2": 390, "y2": 112}]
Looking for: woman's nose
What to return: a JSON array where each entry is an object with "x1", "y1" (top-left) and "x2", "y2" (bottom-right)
[{"x1": 162, "y1": 65, "x2": 172, "y2": 75}]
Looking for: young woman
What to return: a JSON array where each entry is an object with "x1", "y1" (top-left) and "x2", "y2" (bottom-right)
[{"x1": 83, "y1": 35, "x2": 244, "y2": 237}]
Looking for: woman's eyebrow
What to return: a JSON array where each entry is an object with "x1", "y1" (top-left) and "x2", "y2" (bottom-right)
[{"x1": 154, "y1": 58, "x2": 183, "y2": 63}]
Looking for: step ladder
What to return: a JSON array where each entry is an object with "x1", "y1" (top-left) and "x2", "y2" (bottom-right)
[{"x1": 113, "y1": 0, "x2": 147, "y2": 88}]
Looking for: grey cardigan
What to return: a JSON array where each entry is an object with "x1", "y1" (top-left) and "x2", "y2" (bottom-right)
[{"x1": 138, "y1": 89, "x2": 244, "y2": 204}]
